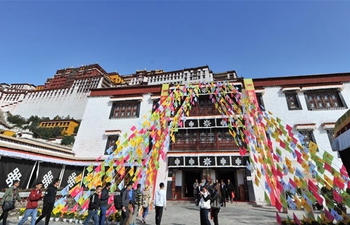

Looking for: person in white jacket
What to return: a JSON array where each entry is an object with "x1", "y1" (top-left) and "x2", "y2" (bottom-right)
[
  {"x1": 154, "y1": 182, "x2": 167, "y2": 225},
  {"x1": 199, "y1": 186, "x2": 211, "y2": 225}
]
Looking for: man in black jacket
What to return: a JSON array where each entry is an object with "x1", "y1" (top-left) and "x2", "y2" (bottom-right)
[
  {"x1": 220, "y1": 180, "x2": 227, "y2": 207},
  {"x1": 83, "y1": 186, "x2": 102, "y2": 225},
  {"x1": 99, "y1": 182, "x2": 111, "y2": 225},
  {"x1": 36, "y1": 179, "x2": 60, "y2": 225},
  {"x1": 227, "y1": 179, "x2": 234, "y2": 203},
  {"x1": 121, "y1": 182, "x2": 133, "y2": 225}
]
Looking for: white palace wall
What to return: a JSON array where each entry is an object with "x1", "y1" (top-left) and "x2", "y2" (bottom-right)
[
  {"x1": 73, "y1": 94, "x2": 156, "y2": 158},
  {"x1": 11, "y1": 88, "x2": 89, "y2": 119}
]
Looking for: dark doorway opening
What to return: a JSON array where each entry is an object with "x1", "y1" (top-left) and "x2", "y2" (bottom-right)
[
  {"x1": 184, "y1": 170, "x2": 201, "y2": 198},
  {"x1": 217, "y1": 170, "x2": 236, "y2": 186}
]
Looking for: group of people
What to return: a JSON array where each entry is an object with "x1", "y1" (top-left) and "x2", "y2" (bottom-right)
[
  {"x1": 193, "y1": 178, "x2": 235, "y2": 207},
  {"x1": 118, "y1": 182, "x2": 152, "y2": 225},
  {"x1": 0, "y1": 178, "x2": 60, "y2": 225},
  {"x1": 119, "y1": 182, "x2": 166, "y2": 225},
  {"x1": 0, "y1": 179, "x2": 168, "y2": 225},
  {"x1": 194, "y1": 178, "x2": 236, "y2": 225}
]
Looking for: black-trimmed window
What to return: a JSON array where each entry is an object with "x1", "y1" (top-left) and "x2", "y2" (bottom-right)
[
  {"x1": 285, "y1": 92, "x2": 302, "y2": 110},
  {"x1": 299, "y1": 130, "x2": 317, "y2": 151},
  {"x1": 110, "y1": 101, "x2": 140, "y2": 118},
  {"x1": 326, "y1": 129, "x2": 335, "y2": 146},
  {"x1": 105, "y1": 135, "x2": 119, "y2": 155},
  {"x1": 304, "y1": 90, "x2": 347, "y2": 110},
  {"x1": 256, "y1": 93, "x2": 265, "y2": 111}
]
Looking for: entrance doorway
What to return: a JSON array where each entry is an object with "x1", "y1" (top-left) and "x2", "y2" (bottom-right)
[
  {"x1": 183, "y1": 170, "x2": 201, "y2": 198},
  {"x1": 217, "y1": 170, "x2": 236, "y2": 186}
]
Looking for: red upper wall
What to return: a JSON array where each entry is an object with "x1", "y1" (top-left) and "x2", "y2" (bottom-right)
[
  {"x1": 253, "y1": 72, "x2": 350, "y2": 88},
  {"x1": 90, "y1": 85, "x2": 162, "y2": 97}
]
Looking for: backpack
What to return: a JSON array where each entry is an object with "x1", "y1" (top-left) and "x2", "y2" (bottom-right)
[{"x1": 114, "y1": 188, "x2": 125, "y2": 210}]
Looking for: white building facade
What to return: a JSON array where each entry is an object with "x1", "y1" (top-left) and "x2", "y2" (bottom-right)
[{"x1": 252, "y1": 73, "x2": 350, "y2": 204}]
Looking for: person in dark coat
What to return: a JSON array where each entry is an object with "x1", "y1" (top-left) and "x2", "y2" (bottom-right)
[
  {"x1": 220, "y1": 180, "x2": 227, "y2": 207},
  {"x1": 210, "y1": 183, "x2": 222, "y2": 225},
  {"x1": 120, "y1": 182, "x2": 133, "y2": 225},
  {"x1": 0, "y1": 180, "x2": 22, "y2": 225},
  {"x1": 83, "y1": 186, "x2": 102, "y2": 225},
  {"x1": 36, "y1": 179, "x2": 60, "y2": 225},
  {"x1": 99, "y1": 182, "x2": 111, "y2": 225},
  {"x1": 226, "y1": 179, "x2": 234, "y2": 203}
]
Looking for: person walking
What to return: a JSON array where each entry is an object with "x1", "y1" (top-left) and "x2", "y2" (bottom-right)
[
  {"x1": 18, "y1": 182, "x2": 43, "y2": 225},
  {"x1": 226, "y1": 179, "x2": 234, "y2": 203},
  {"x1": 127, "y1": 182, "x2": 137, "y2": 225},
  {"x1": 193, "y1": 179, "x2": 199, "y2": 204},
  {"x1": 220, "y1": 180, "x2": 226, "y2": 207},
  {"x1": 35, "y1": 179, "x2": 60, "y2": 225},
  {"x1": 154, "y1": 182, "x2": 166, "y2": 225},
  {"x1": 210, "y1": 183, "x2": 221, "y2": 225},
  {"x1": 199, "y1": 186, "x2": 211, "y2": 225},
  {"x1": 141, "y1": 185, "x2": 151, "y2": 224},
  {"x1": 0, "y1": 180, "x2": 22, "y2": 225},
  {"x1": 135, "y1": 184, "x2": 142, "y2": 217},
  {"x1": 83, "y1": 185, "x2": 102, "y2": 225},
  {"x1": 99, "y1": 182, "x2": 111, "y2": 225},
  {"x1": 120, "y1": 182, "x2": 133, "y2": 225}
]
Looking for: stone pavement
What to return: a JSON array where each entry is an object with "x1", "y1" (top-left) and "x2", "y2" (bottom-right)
[{"x1": 4, "y1": 201, "x2": 284, "y2": 225}]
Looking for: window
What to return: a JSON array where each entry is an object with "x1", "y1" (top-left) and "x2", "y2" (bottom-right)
[
  {"x1": 285, "y1": 92, "x2": 302, "y2": 110},
  {"x1": 299, "y1": 130, "x2": 317, "y2": 150},
  {"x1": 105, "y1": 135, "x2": 119, "y2": 155},
  {"x1": 326, "y1": 129, "x2": 335, "y2": 146},
  {"x1": 110, "y1": 101, "x2": 140, "y2": 118},
  {"x1": 256, "y1": 93, "x2": 265, "y2": 111},
  {"x1": 305, "y1": 90, "x2": 346, "y2": 110}
]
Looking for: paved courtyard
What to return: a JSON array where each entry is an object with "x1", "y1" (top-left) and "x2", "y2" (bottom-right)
[{"x1": 5, "y1": 201, "x2": 283, "y2": 225}]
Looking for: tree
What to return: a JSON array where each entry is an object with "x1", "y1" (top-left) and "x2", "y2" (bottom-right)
[
  {"x1": 73, "y1": 124, "x2": 80, "y2": 134},
  {"x1": 25, "y1": 115, "x2": 41, "y2": 132},
  {"x1": 61, "y1": 135, "x2": 75, "y2": 145},
  {"x1": 32, "y1": 127, "x2": 63, "y2": 139},
  {"x1": 7, "y1": 114, "x2": 27, "y2": 128}
]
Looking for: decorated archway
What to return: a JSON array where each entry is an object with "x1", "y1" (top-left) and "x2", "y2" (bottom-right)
[{"x1": 53, "y1": 80, "x2": 349, "y2": 224}]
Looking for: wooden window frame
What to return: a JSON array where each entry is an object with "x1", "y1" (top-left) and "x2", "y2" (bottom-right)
[
  {"x1": 304, "y1": 89, "x2": 347, "y2": 111},
  {"x1": 105, "y1": 135, "x2": 119, "y2": 155},
  {"x1": 285, "y1": 92, "x2": 302, "y2": 110},
  {"x1": 170, "y1": 128, "x2": 237, "y2": 151},
  {"x1": 299, "y1": 129, "x2": 317, "y2": 151},
  {"x1": 109, "y1": 101, "x2": 141, "y2": 119}
]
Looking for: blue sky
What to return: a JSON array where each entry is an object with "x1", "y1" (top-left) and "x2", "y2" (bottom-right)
[{"x1": 1, "y1": 1, "x2": 349, "y2": 85}]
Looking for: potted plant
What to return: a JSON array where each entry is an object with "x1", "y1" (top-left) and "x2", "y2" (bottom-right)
[
  {"x1": 79, "y1": 213, "x2": 86, "y2": 224},
  {"x1": 106, "y1": 214, "x2": 113, "y2": 225},
  {"x1": 74, "y1": 213, "x2": 79, "y2": 224},
  {"x1": 18, "y1": 208, "x2": 25, "y2": 220},
  {"x1": 115, "y1": 211, "x2": 122, "y2": 225},
  {"x1": 67, "y1": 212, "x2": 75, "y2": 223},
  {"x1": 54, "y1": 212, "x2": 60, "y2": 222},
  {"x1": 62, "y1": 212, "x2": 68, "y2": 222}
]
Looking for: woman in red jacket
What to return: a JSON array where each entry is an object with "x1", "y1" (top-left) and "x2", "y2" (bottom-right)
[{"x1": 18, "y1": 182, "x2": 43, "y2": 225}]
